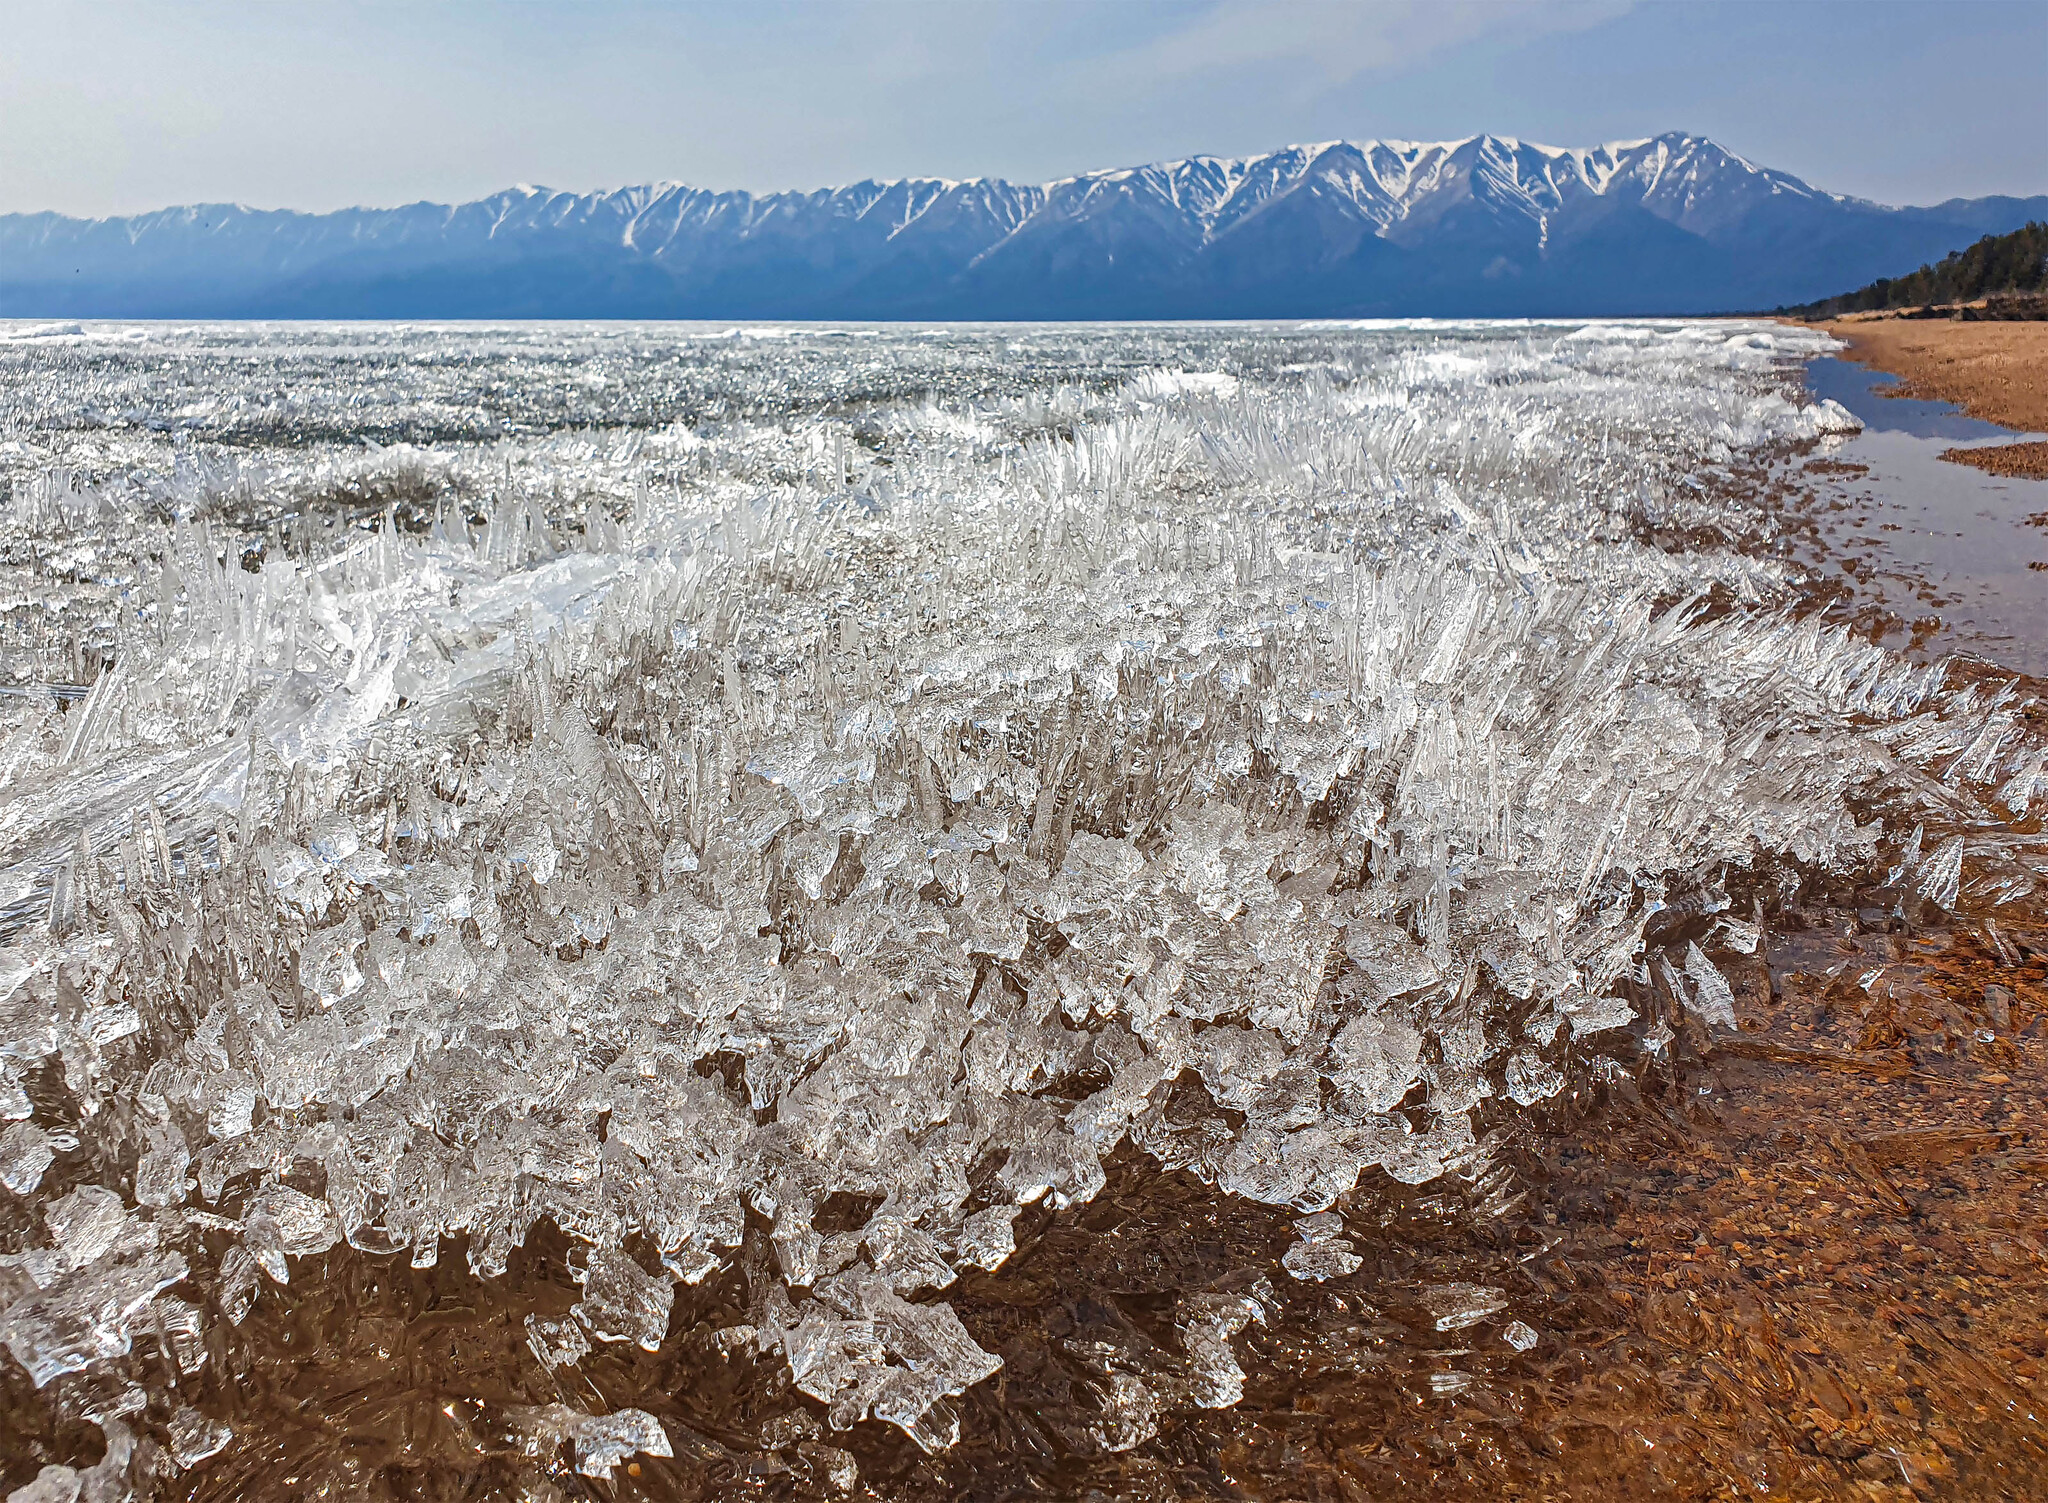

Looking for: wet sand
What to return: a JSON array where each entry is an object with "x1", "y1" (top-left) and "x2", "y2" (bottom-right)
[
  {"x1": 1815, "y1": 317, "x2": 2048, "y2": 478},
  {"x1": 1941, "y1": 439, "x2": 2048, "y2": 479}
]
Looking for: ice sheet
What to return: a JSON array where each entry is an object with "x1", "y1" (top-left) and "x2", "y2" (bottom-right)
[{"x1": 0, "y1": 318, "x2": 2037, "y2": 1484}]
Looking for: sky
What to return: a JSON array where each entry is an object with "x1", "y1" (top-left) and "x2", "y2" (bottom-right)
[{"x1": 2, "y1": 0, "x2": 2044, "y2": 218}]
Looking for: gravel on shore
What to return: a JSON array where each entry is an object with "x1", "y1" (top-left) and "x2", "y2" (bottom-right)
[{"x1": 1941, "y1": 438, "x2": 2048, "y2": 479}]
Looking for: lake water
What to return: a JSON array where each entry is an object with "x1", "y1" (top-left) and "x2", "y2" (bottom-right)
[{"x1": 1796, "y1": 355, "x2": 2048, "y2": 677}]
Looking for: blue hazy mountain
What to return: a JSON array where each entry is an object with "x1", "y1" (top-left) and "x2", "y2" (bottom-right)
[{"x1": 5, "y1": 133, "x2": 2043, "y2": 319}]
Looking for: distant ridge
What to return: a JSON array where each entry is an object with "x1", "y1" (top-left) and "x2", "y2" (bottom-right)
[
  {"x1": 1781, "y1": 221, "x2": 2048, "y2": 318},
  {"x1": 5, "y1": 132, "x2": 2045, "y2": 319}
]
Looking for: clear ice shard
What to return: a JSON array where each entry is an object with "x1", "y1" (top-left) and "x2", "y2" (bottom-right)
[
  {"x1": 500, "y1": 1404, "x2": 674, "y2": 1479},
  {"x1": 1178, "y1": 1282, "x2": 1273, "y2": 1408},
  {"x1": 764, "y1": 1269, "x2": 1003, "y2": 1450},
  {"x1": 1283, "y1": 1212, "x2": 1364, "y2": 1281},
  {"x1": 1426, "y1": 1282, "x2": 1511, "y2": 1332},
  {"x1": 525, "y1": 1313, "x2": 593, "y2": 1370},
  {"x1": 166, "y1": 1406, "x2": 232, "y2": 1468},
  {"x1": 568, "y1": 1409, "x2": 675, "y2": 1479},
  {"x1": 571, "y1": 1249, "x2": 674, "y2": 1351},
  {"x1": 7, "y1": 1466, "x2": 82, "y2": 1503},
  {"x1": 0, "y1": 317, "x2": 2039, "y2": 1463},
  {"x1": 0, "y1": 1120, "x2": 54, "y2": 1194},
  {"x1": 0, "y1": 1230, "x2": 188, "y2": 1386},
  {"x1": 1681, "y1": 941, "x2": 1738, "y2": 1030}
]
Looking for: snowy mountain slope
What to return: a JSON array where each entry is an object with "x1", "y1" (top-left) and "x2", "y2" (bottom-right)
[{"x1": 4, "y1": 132, "x2": 2042, "y2": 318}]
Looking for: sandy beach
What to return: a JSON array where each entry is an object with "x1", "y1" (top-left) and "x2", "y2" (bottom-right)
[{"x1": 1817, "y1": 315, "x2": 2048, "y2": 477}]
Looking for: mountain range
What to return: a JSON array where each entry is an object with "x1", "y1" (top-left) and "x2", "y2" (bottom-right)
[{"x1": 5, "y1": 133, "x2": 2044, "y2": 320}]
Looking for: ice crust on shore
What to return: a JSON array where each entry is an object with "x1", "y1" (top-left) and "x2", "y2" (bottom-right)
[{"x1": 0, "y1": 318, "x2": 2038, "y2": 1484}]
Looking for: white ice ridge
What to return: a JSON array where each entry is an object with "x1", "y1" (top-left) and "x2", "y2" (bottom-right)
[{"x1": 0, "y1": 319, "x2": 2038, "y2": 1478}]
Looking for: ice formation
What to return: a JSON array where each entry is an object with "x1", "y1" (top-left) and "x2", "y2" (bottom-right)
[{"x1": 0, "y1": 318, "x2": 2037, "y2": 1490}]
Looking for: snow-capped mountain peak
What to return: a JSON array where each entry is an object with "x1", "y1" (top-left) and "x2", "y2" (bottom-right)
[{"x1": 3, "y1": 133, "x2": 2040, "y2": 320}]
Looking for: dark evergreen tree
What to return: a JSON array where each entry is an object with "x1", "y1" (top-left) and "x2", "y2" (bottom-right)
[{"x1": 1782, "y1": 222, "x2": 2047, "y2": 316}]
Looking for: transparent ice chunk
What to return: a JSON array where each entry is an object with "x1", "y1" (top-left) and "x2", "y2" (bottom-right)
[
  {"x1": 799, "y1": 1440, "x2": 859, "y2": 1493},
  {"x1": 953, "y1": 1206, "x2": 1020, "y2": 1271},
  {"x1": 1425, "y1": 1282, "x2": 1509, "y2": 1332},
  {"x1": 0, "y1": 1121, "x2": 54, "y2": 1195},
  {"x1": 151, "y1": 1296, "x2": 207, "y2": 1375},
  {"x1": 572, "y1": 1249, "x2": 674, "y2": 1351},
  {"x1": 499, "y1": 1404, "x2": 674, "y2": 1479},
  {"x1": 1282, "y1": 1212, "x2": 1363, "y2": 1281},
  {"x1": 1177, "y1": 1283, "x2": 1271, "y2": 1408},
  {"x1": 7, "y1": 1465, "x2": 81, "y2": 1503},
  {"x1": 1502, "y1": 1050, "x2": 1565, "y2": 1106},
  {"x1": 1681, "y1": 941, "x2": 1737, "y2": 1030},
  {"x1": 525, "y1": 1313, "x2": 592, "y2": 1370},
  {"x1": 45, "y1": 1188, "x2": 132, "y2": 1274},
  {"x1": 1330, "y1": 1008, "x2": 1424, "y2": 1112},
  {"x1": 570, "y1": 1408, "x2": 674, "y2": 1478},
  {"x1": 167, "y1": 1405, "x2": 233, "y2": 1468},
  {"x1": 0, "y1": 1240, "x2": 188, "y2": 1386},
  {"x1": 131, "y1": 1122, "x2": 191, "y2": 1209}
]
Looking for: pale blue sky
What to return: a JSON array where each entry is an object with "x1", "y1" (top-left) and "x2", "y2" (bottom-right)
[{"x1": 2, "y1": 0, "x2": 2043, "y2": 217}]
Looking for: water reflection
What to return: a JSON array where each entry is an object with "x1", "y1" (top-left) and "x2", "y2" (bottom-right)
[
  {"x1": 1796, "y1": 357, "x2": 2048, "y2": 677},
  {"x1": 1803, "y1": 357, "x2": 2015, "y2": 442}
]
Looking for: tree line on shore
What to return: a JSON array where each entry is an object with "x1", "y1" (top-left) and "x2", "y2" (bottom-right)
[{"x1": 1781, "y1": 221, "x2": 2046, "y2": 317}]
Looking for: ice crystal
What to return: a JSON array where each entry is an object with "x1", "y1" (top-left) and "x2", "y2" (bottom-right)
[
  {"x1": 524, "y1": 1313, "x2": 592, "y2": 1371},
  {"x1": 0, "y1": 1120, "x2": 54, "y2": 1194},
  {"x1": 8, "y1": 1466, "x2": 82, "y2": 1503},
  {"x1": 164, "y1": 1406, "x2": 231, "y2": 1469},
  {"x1": 0, "y1": 317, "x2": 2037, "y2": 1479},
  {"x1": 572, "y1": 1249, "x2": 674, "y2": 1351},
  {"x1": 499, "y1": 1403, "x2": 674, "y2": 1479},
  {"x1": 1681, "y1": 941, "x2": 1738, "y2": 1030},
  {"x1": 1426, "y1": 1282, "x2": 1510, "y2": 1332},
  {"x1": 1282, "y1": 1212, "x2": 1364, "y2": 1281},
  {"x1": 1501, "y1": 1319, "x2": 1540, "y2": 1352}
]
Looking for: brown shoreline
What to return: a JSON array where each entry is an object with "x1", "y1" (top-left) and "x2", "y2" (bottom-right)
[
  {"x1": 1808, "y1": 315, "x2": 2048, "y2": 479},
  {"x1": 1940, "y1": 438, "x2": 2048, "y2": 479}
]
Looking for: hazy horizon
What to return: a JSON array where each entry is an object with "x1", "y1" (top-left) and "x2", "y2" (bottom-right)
[{"x1": 2, "y1": 0, "x2": 2043, "y2": 219}]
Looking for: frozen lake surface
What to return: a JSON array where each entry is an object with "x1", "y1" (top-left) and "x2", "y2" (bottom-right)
[{"x1": 0, "y1": 320, "x2": 2041, "y2": 1498}]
